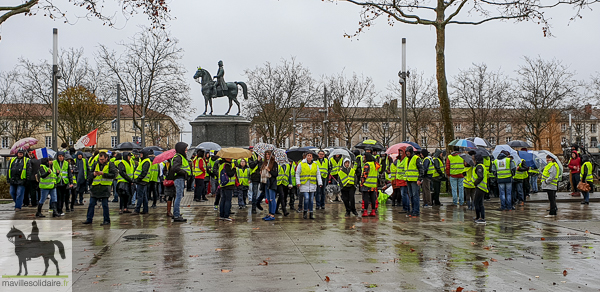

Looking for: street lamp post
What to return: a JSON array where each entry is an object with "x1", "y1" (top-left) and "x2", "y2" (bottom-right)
[
  {"x1": 398, "y1": 38, "x2": 409, "y2": 142},
  {"x1": 51, "y1": 28, "x2": 60, "y2": 151},
  {"x1": 116, "y1": 83, "x2": 121, "y2": 144}
]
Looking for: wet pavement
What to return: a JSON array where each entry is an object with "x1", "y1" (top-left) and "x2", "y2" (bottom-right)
[{"x1": 2, "y1": 192, "x2": 599, "y2": 291}]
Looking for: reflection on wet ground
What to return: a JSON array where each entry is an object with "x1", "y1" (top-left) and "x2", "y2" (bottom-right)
[{"x1": 2, "y1": 195, "x2": 599, "y2": 291}]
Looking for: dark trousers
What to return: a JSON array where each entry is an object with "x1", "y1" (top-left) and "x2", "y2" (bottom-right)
[
  {"x1": 77, "y1": 181, "x2": 87, "y2": 203},
  {"x1": 214, "y1": 187, "x2": 221, "y2": 206},
  {"x1": 315, "y1": 183, "x2": 326, "y2": 208},
  {"x1": 25, "y1": 180, "x2": 39, "y2": 207},
  {"x1": 432, "y1": 179, "x2": 441, "y2": 205},
  {"x1": 362, "y1": 190, "x2": 377, "y2": 211},
  {"x1": 341, "y1": 186, "x2": 356, "y2": 212},
  {"x1": 391, "y1": 188, "x2": 401, "y2": 206},
  {"x1": 194, "y1": 178, "x2": 206, "y2": 200},
  {"x1": 288, "y1": 186, "x2": 297, "y2": 209},
  {"x1": 69, "y1": 187, "x2": 78, "y2": 209},
  {"x1": 256, "y1": 183, "x2": 266, "y2": 206},
  {"x1": 148, "y1": 181, "x2": 158, "y2": 206},
  {"x1": 219, "y1": 188, "x2": 233, "y2": 218},
  {"x1": 276, "y1": 185, "x2": 289, "y2": 214},
  {"x1": 546, "y1": 189, "x2": 557, "y2": 215},
  {"x1": 135, "y1": 184, "x2": 149, "y2": 213},
  {"x1": 186, "y1": 176, "x2": 194, "y2": 191},
  {"x1": 117, "y1": 182, "x2": 130, "y2": 210},
  {"x1": 474, "y1": 189, "x2": 486, "y2": 220},
  {"x1": 56, "y1": 185, "x2": 69, "y2": 213},
  {"x1": 86, "y1": 197, "x2": 110, "y2": 223}
]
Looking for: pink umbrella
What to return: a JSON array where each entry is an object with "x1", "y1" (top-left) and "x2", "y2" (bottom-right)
[
  {"x1": 386, "y1": 143, "x2": 413, "y2": 157},
  {"x1": 153, "y1": 149, "x2": 176, "y2": 164},
  {"x1": 10, "y1": 137, "x2": 38, "y2": 155}
]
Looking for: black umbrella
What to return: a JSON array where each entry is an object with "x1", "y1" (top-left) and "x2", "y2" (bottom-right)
[
  {"x1": 354, "y1": 140, "x2": 385, "y2": 151},
  {"x1": 459, "y1": 153, "x2": 475, "y2": 167},
  {"x1": 507, "y1": 140, "x2": 531, "y2": 148},
  {"x1": 143, "y1": 146, "x2": 164, "y2": 152},
  {"x1": 113, "y1": 142, "x2": 143, "y2": 150},
  {"x1": 286, "y1": 147, "x2": 312, "y2": 162},
  {"x1": 472, "y1": 147, "x2": 491, "y2": 158}
]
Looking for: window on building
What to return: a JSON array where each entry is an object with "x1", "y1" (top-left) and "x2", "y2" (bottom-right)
[
  {"x1": 45, "y1": 122, "x2": 51, "y2": 131},
  {"x1": 420, "y1": 125, "x2": 428, "y2": 132},
  {"x1": 561, "y1": 137, "x2": 567, "y2": 143},
  {"x1": 112, "y1": 120, "x2": 118, "y2": 131},
  {"x1": 506, "y1": 124, "x2": 512, "y2": 133},
  {"x1": 505, "y1": 137, "x2": 512, "y2": 143},
  {"x1": 362, "y1": 123, "x2": 369, "y2": 133},
  {"x1": 154, "y1": 121, "x2": 160, "y2": 130},
  {"x1": 421, "y1": 136, "x2": 427, "y2": 146},
  {"x1": 591, "y1": 124, "x2": 597, "y2": 134},
  {"x1": 488, "y1": 137, "x2": 496, "y2": 146},
  {"x1": 1, "y1": 137, "x2": 9, "y2": 148},
  {"x1": 561, "y1": 123, "x2": 568, "y2": 132},
  {"x1": 455, "y1": 136, "x2": 461, "y2": 140},
  {"x1": 111, "y1": 136, "x2": 118, "y2": 148},
  {"x1": 45, "y1": 136, "x2": 52, "y2": 148},
  {"x1": 382, "y1": 122, "x2": 389, "y2": 132},
  {"x1": 592, "y1": 137, "x2": 598, "y2": 148},
  {"x1": 297, "y1": 124, "x2": 303, "y2": 134},
  {"x1": 363, "y1": 136, "x2": 369, "y2": 141},
  {"x1": 576, "y1": 123, "x2": 582, "y2": 132},
  {"x1": 133, "y1": 136, "x2": 141, "y2": 144},
  {"x1": 490, "y1": 124, "x2": 495, "y2": 131},
  {"x1": 455, "y1": 123, "x2": 462, "y2": 132},
  {"x1": 546, "y1": 138, "x2": 550, "y2": 147}
]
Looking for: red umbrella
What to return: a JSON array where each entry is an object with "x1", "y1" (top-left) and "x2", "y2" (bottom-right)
[
  {"x1": 386, "y1": 143, "x2": 413, "y2": 157},
  {"x1": 153, "y1": 149, "x2": 176, "y2": 164}
]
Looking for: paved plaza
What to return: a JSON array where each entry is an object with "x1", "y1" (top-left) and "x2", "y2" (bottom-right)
[{"x1": 2, "y1": 192, "x2": 599, "y2": 291}]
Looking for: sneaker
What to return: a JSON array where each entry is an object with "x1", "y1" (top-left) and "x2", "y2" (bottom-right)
[
  {"x1": 264, "y1": 216, "x2": 275, "y2": 221},
  {"x1": 173, "y1": 217, "x2": 187, "y2": 222},
  {"x1": 544, "y1": 214, "x2": 556, "y2": 218},
  {"x1": 256, "y1": 204, "x2": 264, "y2": 211},
  {"x1": 224, "y1": 217, "x2": 233, "y2": 222},
  {"x1": 475, "y1": 219, "x2": 486, "y2": 225},
  {"x1": 100, "y1": 221, "x2": 111, "y2": 226},
  {"x1": 239, "y1": 206, "x2": 244, "y2": 209},
  {"x1": 82, "y1": 221, "x2": 92, "y2": 225}
]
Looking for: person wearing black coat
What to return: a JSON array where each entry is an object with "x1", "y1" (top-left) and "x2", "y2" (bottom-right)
[
  {"x1": 218, "y1": 158, "x2": 237, "y2": 221},
  {"x1": 24, "y1": 149, "x2": 41, "y2": 207},
  {"x1": 171, "y1": 142, "x2": 190, "y2": 222}
]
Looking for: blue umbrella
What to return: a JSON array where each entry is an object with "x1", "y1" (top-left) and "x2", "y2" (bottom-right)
[
  {"x1": 449, "y1": 139, "x2": 477, "y2": 148},
  {"x1": 400, "y1": 141, "x2": 422, "y2": 151},
  {"x1": 518, "y1": 151, "x2": 537, "y2": 168}
]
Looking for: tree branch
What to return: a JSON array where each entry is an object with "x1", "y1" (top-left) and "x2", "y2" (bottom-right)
[
  {"x1": 0, "y1": 0, "x2": 38, "y2": 25},
  {"x1": 447, "y1": 14, "x2": 528, "y2": 25}
]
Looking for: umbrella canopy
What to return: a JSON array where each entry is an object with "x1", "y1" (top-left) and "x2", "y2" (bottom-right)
[
  {"x1": 153, "y1": 149, "x2": 176, "y2": 164},
  {"x1": 113, "y1": 142, "x2": 142, "y2": 150},
  {"x1": 273, "y1": 148, "x2": 289, "y2": 165},
  {"x1": 253, "y1": 143, "x2": 277, "y2": 158},
  {"x1": 507, "y1": 140, "x2": 532, "y2": 149},
  {"x1": 354, "y1": 139, "x2": 385, "y2": 151},
  {"x1": 467, "y1": 137, "x2": 493, "y2": 148},
  {"x1": 531, "y1": 151, "x2": 547, "y2": 170},
  {"x1": 286, "y1": 147, "x2": 312, "y2": 162},
  {"x1": 449, "y1": 139, "x2": 477, "y2": 148},
  {"x1": 459, "y1": 153, "x2": 475, "y2": 166},
  {"x1": 386, "y1": 143, "x2": 413, "y2": 156},
  {"x1": 217, "y1": 148, "x2": 253, "y2": 160},
  {"x1": 492, "y1": 145, "x2": 521, "y2": 163},
  {"x1": 83, "y1": 152, "x2": 93, "y2": 158},
  {"x1": 536, "y1": 150, "x2": 564, "y2": 176},
  {"x1": 10, "y1": 137, "x2": 38, "y2": 155},
  {"x1": 471, "y1": 148, "x2": 491, "y2": 158},
  {"x1": 196, "y1": 142, "x2": 221, "y2": 152},
  {"x1": 143, "y1": 146, "x2": 164, "y2": 152},
  {"x1": 518, "y1": 151, "x2": 538, "y2": 168},
  {"x1": 400, "y1": 141, "x2": 422, "y2": 151},
  {"x1": 329, "y1": 148, "x2": 353, "y2": 162}
]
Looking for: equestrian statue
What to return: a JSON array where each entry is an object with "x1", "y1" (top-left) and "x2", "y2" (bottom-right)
[{"x1": 193, "y1": 60, "x2": 248, "y2": 115}]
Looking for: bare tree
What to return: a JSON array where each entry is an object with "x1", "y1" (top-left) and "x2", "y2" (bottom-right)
[
  {"x1": 327, "y1": 72, "x2": 377, "y2": 148},
  {"x1": 97, "y1": 28, "x2": 191, "y2": 146},
  {"x1": 244, "y1": 58, "x2": 317, "y2": 147},
  {"x1": 451, "y1": 63, "x2": 512, "y2": 139},
  {"x1": 589, "y1": 72, "x2": 600, "y2": 102},
  {"x1": 0, "y1": 1, "x2": 170, "y2": 36},
  {"x1": 343, "y1": 0, "x2": 598, "y2": 150},
  {"x1": 367, "y1": 97, "x2": 401, "y2": 147},
  {"x1": 513, "y1": 56, "x2": 579, "y2": 148}
]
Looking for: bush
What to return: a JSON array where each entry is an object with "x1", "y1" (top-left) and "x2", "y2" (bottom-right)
[{"x1": 0, "y1": 176, "x2": 9, "y2": 199}]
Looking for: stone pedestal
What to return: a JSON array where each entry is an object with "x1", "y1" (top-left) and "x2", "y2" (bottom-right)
[{"x1": 190, "y1": 115, "x2": 251, "y2": 148}]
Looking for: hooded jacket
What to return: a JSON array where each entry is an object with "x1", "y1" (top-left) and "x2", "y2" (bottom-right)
[
  {"x1": 87, "y1": 154, "x2": 118, "y2": 198},
  {"x1": 473, "y1": 154, "x2": 486, "y2": 188},
  {"x1": 135, "y1": 149, "x2": 152, "y2": 185},
  {"x1": 492, "y1": 153, "x2": 517, "y2": 184},
  {"x1": 74, "y1": 151, "x2": 88, "y2": 183},
  {"x1": 171, "y1": 142, "x2": 189, "y2": 180},
  {"x1": 116, "y1": 153, "x2": 134, "y2": 184},
  {"x1": 9, "y1": 151, "x2": 31, "y2": 185},
  {"x1": 26, "y1": 153, "x2": 41, "y2": 182}
]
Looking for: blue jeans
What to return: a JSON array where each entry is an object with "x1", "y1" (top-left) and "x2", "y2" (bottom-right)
[
  {"x1": 583, "y1": 190, "x2": 590, "y2": 202},
  {"x1": 249, "y1": 182, "x2": 259, "y2": 206},
  {"x1": 236, "y1": 188, "x2": 248, "y2": 207},
  {"x1": 173, "y1": 179, "x2": 185, "y2": 218},
  {"x1": 449, "y1": 177, "x2": 464, "y2": 205},
  {"x1": 315, "y1": 182, "x2": 326, "y2": 208},
  {"x1": 515, "y1": 181, "x2": 524, "y2": 202},
  {"x1": 112, "y1": 180, "x2": 118, "y2": 200},
  {"x1": 86, "y1": 197, "x2": 109, "y2": 223},
  {"x1": 219, "y1": 188, "x2": 233, "y2": 218},
  {"x1": 407, "y1": 182, "x2": 420, "y2": 216},
  {"x1": 302, "y1": 192, "x2": 315, "y2": 212},
  {"x1": 10, "y1": 184, "x2": 25, "y2": 209},
  {"x1": 135, "y1": 184, "x2": 149, "y2": 213},
  {"x1": 266, "y1": 188, "x2": 277, "y2": 215},
  {"x1": 39, "y1": 188, "x2": 57, "y2": 205},
  {"x1": 529, "y1": 175, "x2": 538, "y2": 193},
  {"x1": 400, "y1": 186, "x2": 410, "y2": 212},
  {"x1": 498, "y1": 182, "x2": 512, "y2": 210}
]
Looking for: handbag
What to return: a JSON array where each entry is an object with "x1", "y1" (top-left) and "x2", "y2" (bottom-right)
[
  {"x1": 577, "y1": 181, "x2": 591, "y2": 192},
  {"x1": 163, "y1": 179, "x2": 175, "y2": 187}
]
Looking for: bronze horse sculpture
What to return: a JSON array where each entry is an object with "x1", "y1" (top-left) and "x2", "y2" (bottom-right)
[
  {"x1": 193, "y1": 68, "x2": 248, "y2": 115},
  {"x1": 6, "y1": 224, "x2": 66, "y2": 276}
]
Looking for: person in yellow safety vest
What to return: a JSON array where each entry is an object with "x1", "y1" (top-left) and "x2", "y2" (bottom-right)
[
  {"x1": 404, "y1": 146, "x2": 424, "y2": 217},
  {"x1": 114, "y1": 153, "x2": 134, "y2": 214},
  {"x1": 314, "y1": 150, "x2": 329, "y2": 210},
  {"x1": 66, "y1": 154, "x2": 78, "y2": 213},
  {"x1": 360, "y1": 153, "x2": 380, "y2": 217},
  {"x1": 419, "y1": 149, "x2": 434, "y2": 207},
  {"x1": 288, "y1": 159, "x2": 299, "y2": 211},
  {"x1": 83, "y1": 151, "x2": 118, "y2": 225},
  {"x1": 463, "y1": 151, "x2": 476, "y2": 211},
  {"x1": 235, "y1": 158, "x2": 251, "y2": 209},
  {"x1": 329, "y1": 154, "x2": 343, "y2": 202},
  {"x1": 339, "y1": 158, "x2": 358, "y2": 217},
  {"x1": 202, "y1": 151, "x2": 212, "y2": 200},
  {"x1": 73, "y1": 151, "x2": 89, "y2": 206},
  {"x1": 148, "y1": 154, "x2": 160, "y2": 209},
  {"x1": 395, "y1": 149, "x2": 409, "y2": 212},
  {"x1": 193, "y1": 149, "x2": 208, "y2": 202},
  {"x1": 528, "y1": 165, "x2": 540, "y2": 194},
  {"x1": 8, "y1": 149, "x2": 30, "y2": 211},
  {"x1": 483, "y1": 155, "x2": 494, "y2": 200},
  {"x1": 132, "y1": 148, "x2": 153, "y2": 215},
  {"x1": 53, "y1": 152, "x2": 72, "y2": 216},
  {"x1": 171, "y1": 142, "x2": 191, "y2": 222},
  {"x1": 492, "y1": 150, "x2": 516, "y2": 211},
  {"x1": 218, "y1": 157, "x2": 238, "y2": 221},
  {"x1": 541, "y1": 155, "x2": 560, "y2": 217},
  {"x1": 247, "y1": 149, "x2": 262, "y2": 214},
  {"x1": 295, "y1": 152, "x2": 322, "y2": 220},
  {"x1": 472, "y1": 154, "x2": 489, "y2": 224},
  {"x1": 430, "y1": 149, "x2": 446, "y2": 206},
  {"x1": 446, "y1": 146, "x2": 465, "y2": 206},
  {"x1": 514, "y1": 158, "x2": 529, "y2": 205},
  {"x1": 275, "y1": 162, "x2": 291, "y2": 216},
  {"x1": 580, "y1": 155, "x2": 594, "y2": 205},
  {"x1": 36, "y1": 157, "x2": 58, "y2": 218}
]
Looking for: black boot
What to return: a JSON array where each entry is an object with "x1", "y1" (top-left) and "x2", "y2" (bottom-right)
[
  {"x1": 303, "y1": 211, "x2": 307, "y2": 219},
  {"x1": 51, "y1": 203, "x2": 59, "y2": 217},
  {"x1": 36, "y1": 204, "x2": 46, "y2": 217},
  {"x1": 309, "y1": 212, "x2": 314, "y2": 220},
  {"x1": 252, "y1": 204, "x2": 257, "y2": 214}
]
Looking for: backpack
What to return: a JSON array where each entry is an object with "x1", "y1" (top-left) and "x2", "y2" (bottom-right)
[{"x1": 220, "y1": 166, "x2": 230, "y2": 187}]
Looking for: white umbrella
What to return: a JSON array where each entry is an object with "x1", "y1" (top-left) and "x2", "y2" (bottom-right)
[
  {"x1": 467, "y1": 137, "x2": 492, "y2": 148},
  {"x1": 536, "y1": 150, "x2": 564, "y2": 177},
  {"x1": 492, "y1": 145, "x2": 521, "y2": 163}
]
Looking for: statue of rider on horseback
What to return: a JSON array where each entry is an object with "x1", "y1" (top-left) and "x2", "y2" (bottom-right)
[{"x1": 194, "y1": 60, "x2": 248, "y2": 116}]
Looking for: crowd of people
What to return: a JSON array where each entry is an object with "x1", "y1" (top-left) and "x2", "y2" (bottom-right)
[{"x1": 6, "y1": 141, "x2": 591, "y2": 226}]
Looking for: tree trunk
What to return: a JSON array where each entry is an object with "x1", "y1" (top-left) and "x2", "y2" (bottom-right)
[{"x1": 435, "y1": 24, "x2": 455, "y2": 151}]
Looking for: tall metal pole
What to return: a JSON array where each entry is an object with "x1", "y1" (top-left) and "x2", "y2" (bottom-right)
[
  {"x1": 52, "y1": 28, "x2": 58, "y2": 151},
  {"x1": 401, "y1": 38, "x2": 407, "y2": 142},
  {"x1": 291, "y1": 108, "x2": 297, "y2": 146},
  {"x1": 116, "y1": 84, "x2": 121, "y2": 144},
  {"x1": 141, "y1": 104, "x2": 146, "y2": 147},
  {"x1": 323, "y1": 86, "x2": 329, "y2": 148}
]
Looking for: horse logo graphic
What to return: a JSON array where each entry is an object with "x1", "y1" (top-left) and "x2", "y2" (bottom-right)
[{"x1": 5, "y1": 220, "x2": 66, "y2": 276}]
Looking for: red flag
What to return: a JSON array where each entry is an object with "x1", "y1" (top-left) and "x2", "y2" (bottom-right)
[{"x1": 74, "y1": 129, "x2": 98, "y2": 149}]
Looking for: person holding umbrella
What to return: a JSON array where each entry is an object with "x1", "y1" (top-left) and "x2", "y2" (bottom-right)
[
  {"x1": 296, "y1": 152, "x2": 322, "y2": 219},
  {"x1": 396, "y1": 149, "x2": 410, "y2": 213},
  {"x1": 260, "y1": 150, "x2": 279, "y2": 221},
  {"x1": 541, "y1": 155, "x2": 560, "y2": 218}
]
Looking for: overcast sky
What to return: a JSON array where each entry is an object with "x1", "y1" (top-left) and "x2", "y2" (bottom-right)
[{"x1": 1, "y1": 0, "x2": 599, "y2": 145}]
